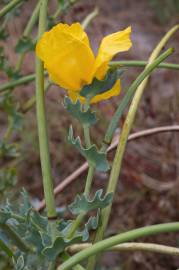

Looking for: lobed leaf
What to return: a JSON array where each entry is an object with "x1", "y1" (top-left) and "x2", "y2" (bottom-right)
[
  {"x1": 68, "y1": 126, "x2": 109, "y2": 172},
  {"x1": 69, "y1": 189, "x2": 113, "y2": 215},
  {"x1": 64, "y1": 96, "x2": 97, "y2": 126}
]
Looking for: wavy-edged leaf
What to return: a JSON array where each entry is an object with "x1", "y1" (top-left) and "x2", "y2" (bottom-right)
[
  {"x1": 42, "y1": 235, "x2": 82, "y2": 261},
  {"x1": 69, "y1": 189, "x2": 113, "y2": 215},
  {"x1": 68, "y1": 126, "x2": 109, "y2": 172},
  {"x1": 82, "y1": 211, "x2": 100, "y2": 241},
  {"x1": 64, "y1": 96, "x2": 97, "y2": 126}
]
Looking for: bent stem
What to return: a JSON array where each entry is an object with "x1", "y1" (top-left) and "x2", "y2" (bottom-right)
[
  {"x1": 0, "y1": 0, "x2": 24, "y2": 18},
  {"x1": 1, "y1": 61, "x2": 178, "y2": 93},
  {"x1": 36, "y1": 0, "x2": 56, "y2": 219},
  {"x1": 58, "y1": 222, "x2": 179, "y2": 270},
  {"x1": 87, "y1": 24, "x2": 179, "y2": 270},
  {"x1": 109, "y1": 60, "x2": 179, "y2": 70}
]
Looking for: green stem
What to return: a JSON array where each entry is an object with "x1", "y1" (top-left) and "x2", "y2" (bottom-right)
[
  {"x1": 109, "y1": 60, "x2": 179, "y2": 70},
  {"x1": 0, "y1": 0, "x2": 24, "y2": 18},
  {"x1": 61, "y1": 252, "x2": 86, "y2": 270},
  {"x1": 102, "y1": 49, "x2": 176, "y2": 149},
  {"x1": 15, "y1": 1, "x2": 41, "y2": 71},
  {"x1": 36, "y1": 0, "x2": 56, "y2": 218},
  {"x1": 87, "y1": 24, "x2": 179, "y2": 270},
  {"x1": 0, "y1": 223, "x2": 30, "y2": 252},
  {"x1": 1, "y1": 61, "x2": 179, "y2": 93},
  {"x1": 0, "y1": 74, "x2": 36, "y2": 92},
  {"x1": 58, "y1": 222, "x2": 179, "y2": 270}
]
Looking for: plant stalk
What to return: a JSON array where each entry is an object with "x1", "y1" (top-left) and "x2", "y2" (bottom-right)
[
  {"x1": 58, "y1": 222, "x2": 179, "y2": 270},
  {"x1": 36, "y1": 0, "x2": 56, "y2": 218},
  {"x1": 1, "y1": 61, "x2": 178, "y2": 93},
  {"x1": 110, "y1": 60, "x2": 179, "y2": 70},
  {"x1": 0, "y1": 0, "x2": 24, "y2": 18}
]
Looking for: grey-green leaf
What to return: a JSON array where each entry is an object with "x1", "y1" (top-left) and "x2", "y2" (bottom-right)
[
  {"x1": 69, "y1": 189, "x2": 113, "y2": 215},
  {"x1": 42, "y1": 235, "x2": 81, "y2": 261},
  {"x1": 82, "y1": 211, "x2": 100, "y2": 241},
  {"x1": 68, "y1": 126, "x2": 109, "y2": 172},
  {"x1": 64, "y1": 96, "x2": 97, "y2": 125}
]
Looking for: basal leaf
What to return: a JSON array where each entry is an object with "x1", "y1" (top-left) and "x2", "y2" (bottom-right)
[
  {"x1": 68, "y1": 126, "x2": 109, "y2": 172},
  {"x1": 69, "y1": 189, "x2": 113, "y2": 215},
  {"x1": 64, "y1": 96, "x2": 97, "y2": 126},
  {"x1": 42, "y1": 235, "x2": 82, "y2": 261}
]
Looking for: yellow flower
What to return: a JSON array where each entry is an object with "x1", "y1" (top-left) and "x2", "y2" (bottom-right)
[{"x1": 36, "y1": 23, "x2": 132, "y2": 103}]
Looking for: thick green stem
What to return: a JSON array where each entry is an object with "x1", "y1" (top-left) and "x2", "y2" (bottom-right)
[
  {"x1": 87, "y1": 24, "x2": 179, "y2": 270},
  {"x1": 109, "y1": 60, "x2": 179, "y2": 70},
  {"x1": 36, "y1": 0, "x2": 56, "y2": 218},
  {"x1": 0, "y1": 0, "x2": 24, "y2": 18},
  {"x1": 1, "y1": 61, "x2": 178, "y2": 93},
  {"x1": 103, "y1": 49, "x2": 176, "y2": 149},
  {"x1": 58, "y1": 222, "x2": 179, "y2": 270},
  {"x1": 16, "y1": 1, "x2": 41, "y2": 71},
  {"x1": 0, "y1": 74, "x2": 36, "y2": 92}
]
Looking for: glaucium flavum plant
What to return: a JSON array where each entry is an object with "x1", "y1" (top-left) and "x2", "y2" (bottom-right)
[{"x1": 1, "y1": 2, "x2": 179, "y2": 268}]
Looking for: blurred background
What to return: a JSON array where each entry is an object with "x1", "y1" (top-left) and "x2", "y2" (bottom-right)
[{"x1": 0, "y1": 0, "x2": 179, "y2": 269}]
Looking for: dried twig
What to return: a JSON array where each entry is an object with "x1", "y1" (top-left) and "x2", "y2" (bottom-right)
[{"x1": 67, "y1": 242, "x2": 179, "y2": 256}]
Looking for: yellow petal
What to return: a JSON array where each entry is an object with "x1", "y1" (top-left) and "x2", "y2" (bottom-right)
[
  {"x1": 36, "y1": 23, "x2": 95, "y2": 91},
  {"x1": 68, "y1": 79, "x2": 121, "y2": 104},
  {"x1": 94, "y1": 26, "x2": 132, "y2": 80}
]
